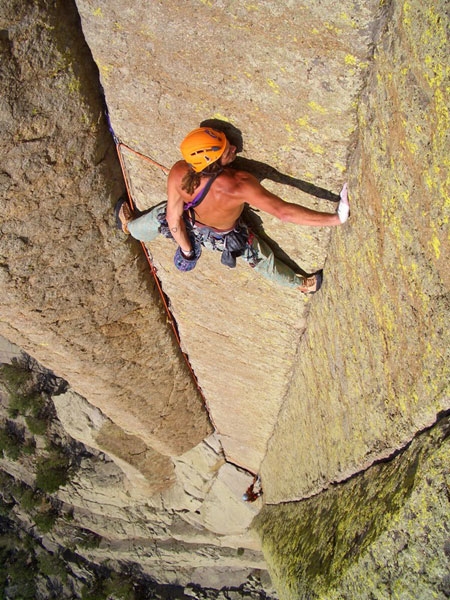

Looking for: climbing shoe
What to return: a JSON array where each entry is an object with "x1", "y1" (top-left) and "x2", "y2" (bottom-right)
[
  {"x1": 115, "y1": 196, "x2": 133, "y2": 234},
  {"x1": 297, "y1": 271, "x2": 323, "y2": 294}
]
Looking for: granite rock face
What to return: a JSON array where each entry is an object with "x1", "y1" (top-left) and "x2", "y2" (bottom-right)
[
  {"x1": 0, "y1": 0, "x2": 449, "y2": 596},
  {"x1": 0, "y1": 0, "x2": 211, "y2": 466},
  {"x1": 73, "y1": 0, "x2": 381, "y2": 474},
  {"x1": 256, "y1": 415, "x2": 450, "y2": 599},
  {"x1": 261, "y1": 0, "x2": 449, "y2": 502},
  {"x1": 0, "y1": 349, "x2": 269, "y2": 593}
]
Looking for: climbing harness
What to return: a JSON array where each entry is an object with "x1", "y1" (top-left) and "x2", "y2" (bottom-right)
[
  {"x1": 187, "y1": 220, "x2": 252, "y2": 269},
  {"x1": 183, "y1": 168, "x2": 223, "y2": 212}
]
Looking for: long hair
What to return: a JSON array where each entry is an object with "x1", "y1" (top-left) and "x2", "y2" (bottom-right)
[{"x1": 181, "y1": 161, "x2": 223, "y2": 195}]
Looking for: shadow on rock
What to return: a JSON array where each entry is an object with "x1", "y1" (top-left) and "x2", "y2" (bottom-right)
[{"x1": 200, "y1": 118, "x2": 340, "y2": 201}]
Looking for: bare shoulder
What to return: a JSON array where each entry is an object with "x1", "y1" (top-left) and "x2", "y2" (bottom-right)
[
  {"x1": 226, "y1": 168, "x2": 258, "y2": 184},
  {"x1": 168, "y1": 160, "x2": 188, "y2": 181},
  {"x1": 216, "y1": 168, "x2": 259, "y2": 196},
  {"x1": 219, "y1": 167, "x2": 289, "y2": 215},
  {"x1": 167, "y1": 160, "x2": 190, "y2": 198}
]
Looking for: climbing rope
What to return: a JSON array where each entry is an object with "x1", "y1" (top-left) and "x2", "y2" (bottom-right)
[
  {"x1": 106, "y1": 116, "x2": 213, "y2": 418},
  {"x1": 108, "y1": 127, "x2": 262, "y2": 484}
]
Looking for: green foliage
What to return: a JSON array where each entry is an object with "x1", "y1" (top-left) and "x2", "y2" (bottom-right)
[
  {"x1": 0, "y1": 469, "x2": 23, "y2": 498},
  {"x1": 81, "y1": 581, "x2": 107, "y2": 600},
  {"x1": 25, "y1": 415, "x2": 48, "y2": 435},
  {"x1": 19, "y1": 488, "x2": 42, "y2": 511},
  {"x1": 81, "y1": 571, "x2": 136, "y2": 600},
  {"x1": 75, "y1": 529, "x2": 102, "y2": 550},
  {"x1": 34, "y1": 509, "x2": 58, "y2": 533},
  {"x1": 15, "y1": 484, "x2": 60, "y2": 533},
  {"x1": 0, "y1": 497, "x2": 14, "y2": 518},
  {"x1": 0, "y1": 426, "x2": 22, "y2": 460},
  {"x1": 0, "y1": 541, "x2": 37, "y2": 600},
  {"x1": 37, "y1": 551, "x2": 68, "y2": 582},
  {"x1": 0, "y1": 363, "x2": 48, "y2": 434},
  {"x1": 8, "y1": 391, "x2": 45, "y2": 419},
  {"x1": 0, "y1": 423, "x2": 34, "y2": 460},
  {"x1": 0, "y1": 428, "x2": 19, "y2": 460},
  {"x1": 0, "y1": 362, "x2": 41, "y2": 420},
  {"x1": 105, "y1": 572, "x2": 136, "y2": 599},
  {"x1": 0, "y1": 520, "x2": 68, "y2": 597},
  {"x1": 0, "y1": 363, "x2": 30, "y2": 393},
  {"x1": 0, "y1": 504, "x2": 161, "y2": 600},
  {"x1": 22, "y1": 438, "x2": 36, "y2": 456},
  {"x1": 35, "y1": 449, "x2": 71, "y2": 493}
]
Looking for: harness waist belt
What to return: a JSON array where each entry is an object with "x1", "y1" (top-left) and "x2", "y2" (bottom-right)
[{"x1": 191, "y1": 221, "x2": 236, "y2": 236}]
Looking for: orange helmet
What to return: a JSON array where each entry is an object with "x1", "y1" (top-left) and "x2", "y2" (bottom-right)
[{"x1": 180, "y1": 127, "x2": 227, "y2": 172}]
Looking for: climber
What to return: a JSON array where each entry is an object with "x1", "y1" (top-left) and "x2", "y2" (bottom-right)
[{"x1": 116, "y1": 126, "x2": 350, "y2": 293}]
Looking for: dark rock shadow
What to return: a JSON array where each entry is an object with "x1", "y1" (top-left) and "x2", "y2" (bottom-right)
[
  {"x1": 241, "y1": 205, "x2": 311, "y2": 276},
  {"x1": 200, "y1": 118, "x2": 340, "y2": 201}
]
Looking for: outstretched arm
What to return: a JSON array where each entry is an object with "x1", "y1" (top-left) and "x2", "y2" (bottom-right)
[{"x1": 242, "y1": 174, "x2": 349, "y2": 226}]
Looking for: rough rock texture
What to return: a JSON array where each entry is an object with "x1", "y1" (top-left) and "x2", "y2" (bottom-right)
[
  {"x1": 0, "y1": 1, "x2": 268, "y2": 589},
  {"x1": 1, "y1": 0, "x2": 449, "y2": 597},
  {"x1": 261, "y1": 0, "x2": 450, "y2": 502},
  {"x1": 53, "y1": 390, "x2": 176, "y2": 495},
  {"x1": 73, "y1": 0, "x2": 380, "y2": 474},
  {"x1": 256, "y1": 415, "x2": 450, "y2": 599},
  {"x1": 52, "y1": 387, "x2": 263, "y2": 554},
  {"x1": 0, "y1": 0, "x2": 211, "y2": 465},
  {"x1": 0, "y1": 352, "x2": 270, "y2": 593}
]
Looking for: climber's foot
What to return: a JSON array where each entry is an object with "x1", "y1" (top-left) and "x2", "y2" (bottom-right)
[
  {"x1": 115, "y1": 196, "x2": 133, "y2": 234},
  {"x1": 297, "y1": 271, "x2": 323, "y2": 294}
]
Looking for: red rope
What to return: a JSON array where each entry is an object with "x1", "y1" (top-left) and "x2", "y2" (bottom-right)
[{"x1": 118, "y1": 141, "x2": 170, "y2": 175}]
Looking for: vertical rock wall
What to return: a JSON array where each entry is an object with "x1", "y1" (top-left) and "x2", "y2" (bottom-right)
[
  {"x1": 0, "y1": 0, "x2": 211, "y2": 473},
  {"x1": 73, "y1": 0, "x2": 381, "y2": 474},
  {"x1": 0, "y1": 8, "x2": 263, "y2": 584},
  {"x1": 256, "y1": 416, "x2": 450, "y2": 599},
  {"x1": 262, "y1": 0, "x2": 449, "y2": 502},
  {"x1": 2, "y1": 0, "x2": 447, "y2": 547},
  {"x1": 1, "y1": 0, "x2": 449, "y2": 595}
]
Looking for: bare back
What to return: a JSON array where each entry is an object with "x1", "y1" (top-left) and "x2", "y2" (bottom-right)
[
  {"x1": 167, "y1": 160, "x2": 341, "y2": 234},
  {"x1": 167, "y1": 161, "x2": 250, "y2": 230}
]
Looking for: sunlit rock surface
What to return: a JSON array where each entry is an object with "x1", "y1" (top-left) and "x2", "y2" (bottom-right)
[
  {"x1": 73, "y1": 0, "x2": 380, "y2": 476},
  {"x1": 262, "y1": 0, "x2": 449, "y2": 502},
  {"x1": 1, "y1": 0, "x2": 449, "y2": 596}
]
